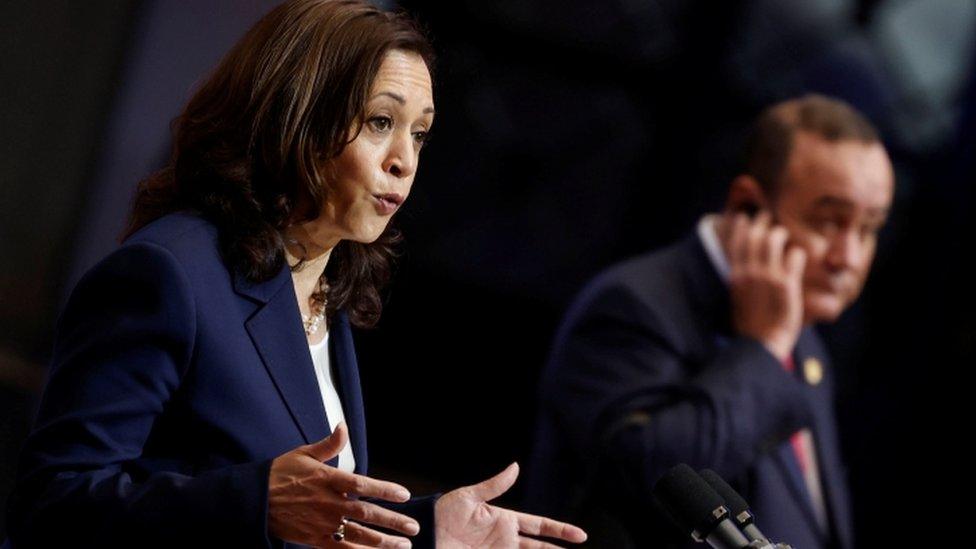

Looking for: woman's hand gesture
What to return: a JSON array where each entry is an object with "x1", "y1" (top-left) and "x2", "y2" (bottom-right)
[
  {"x1": 269, "y1": 423, "x2": 419, "y2": 548},
  {"x1": 434, "y1": 463, "x2": 587, "y2": 548}
]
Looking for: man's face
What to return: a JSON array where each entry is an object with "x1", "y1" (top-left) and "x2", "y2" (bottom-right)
[{"x1": 772, "y1": 131, "x2": 894, "y2": 323}]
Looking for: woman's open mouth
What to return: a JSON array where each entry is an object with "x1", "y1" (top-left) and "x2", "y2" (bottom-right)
[{"x1": 372, "y1": 193, "x2": 404, "y2": 215}]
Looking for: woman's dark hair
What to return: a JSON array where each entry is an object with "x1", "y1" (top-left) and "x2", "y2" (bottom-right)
[{"x1": 125, "y1": 0, "x2": 433, "y2": 328}]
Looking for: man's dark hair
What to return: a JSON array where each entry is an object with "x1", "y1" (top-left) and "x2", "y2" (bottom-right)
[{"x1": 745, "y1": 94, "x2": 880, "y2": 194}]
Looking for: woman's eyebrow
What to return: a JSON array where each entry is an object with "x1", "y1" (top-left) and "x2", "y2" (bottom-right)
[{"x1": 371, "y1": 91, "x2": 435, "y2": 114}]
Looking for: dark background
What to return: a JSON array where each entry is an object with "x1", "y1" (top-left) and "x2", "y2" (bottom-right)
[{"x1": 2, "y1": 0, "x2": 973, "y2": 545}]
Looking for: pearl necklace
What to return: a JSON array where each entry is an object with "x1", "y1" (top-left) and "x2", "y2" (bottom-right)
[
  {"x1": 302, "y1": 279, "x2": 328, "y2": 336},
  {"x1": 302, "y1": 306, "x2": 325, "y2": 336}
]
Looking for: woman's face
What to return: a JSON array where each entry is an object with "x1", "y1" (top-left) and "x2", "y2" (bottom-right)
[{"x1": 302, "y1": 49, "x2": 434, "y2": 250}]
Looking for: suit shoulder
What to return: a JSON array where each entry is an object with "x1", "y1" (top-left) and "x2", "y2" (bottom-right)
[
  {"x1": 116, "y1": 211, "x2": 238, "y2": 296},
  {"x1": 555, "y1": 236, "x2": 707, "y2": 353},
  {"x1": 123, "y1": 211, "x2": 222, "y2": 265},
  {"x1": 68, "y1": 213, "x2": 214, "y2": 305},
  {"x1": 579, "y1": 238, "x2": 693, "y2": 310}
]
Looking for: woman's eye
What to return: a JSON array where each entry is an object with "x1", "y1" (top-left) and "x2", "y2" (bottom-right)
[
  {"x1": 412, "y1": 131, "x2": 429, "y2": 146},
  {"x1": 369, "y1": 116, "x2": 393, "y2": 132}
]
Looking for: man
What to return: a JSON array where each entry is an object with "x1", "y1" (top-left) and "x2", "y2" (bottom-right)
[{"x1": 526, "y1": 94, "x2": 893, "y2": 548}]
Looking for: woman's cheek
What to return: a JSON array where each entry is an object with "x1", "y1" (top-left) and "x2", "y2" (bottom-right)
[{"x1": 351, "y1": 203, "x2": 387, "y2": 243}]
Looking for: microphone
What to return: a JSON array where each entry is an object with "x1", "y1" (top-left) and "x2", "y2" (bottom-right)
[
  {"x1": 699, "y1": 469, "x2": 768, "y2": 544},
  {"x1": 652, "y1": 464, "x2": 750, "y2": 548}
]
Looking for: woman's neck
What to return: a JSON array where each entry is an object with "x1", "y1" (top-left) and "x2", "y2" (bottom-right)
[
  {"x1": 285, "y1": 246, "x2": 332, "y2": 305},
  {"x1": 284, "y1": 223, "x2": 339, "y2": 317}
]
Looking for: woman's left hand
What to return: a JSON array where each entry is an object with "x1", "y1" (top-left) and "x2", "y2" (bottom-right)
[{"x1": 434, "y1": 463, "x2": 587, "y2": 548}]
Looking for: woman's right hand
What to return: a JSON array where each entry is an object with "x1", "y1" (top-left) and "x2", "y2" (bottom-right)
[{"x1": 269, "y1": 422, "x2": 420, "y2": 548}]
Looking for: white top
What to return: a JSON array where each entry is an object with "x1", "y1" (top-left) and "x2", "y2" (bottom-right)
[
  {"x1": 696, "y1": 214, "x2": 828, "y2": 531},
  {"x1": 309, "y1": 332, "x2": 356, "y2": 473}
]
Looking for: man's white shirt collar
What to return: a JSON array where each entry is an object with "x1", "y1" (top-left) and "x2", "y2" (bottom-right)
[{"x1": 696, "y1": 214, "x2": 730, "y2": 284}]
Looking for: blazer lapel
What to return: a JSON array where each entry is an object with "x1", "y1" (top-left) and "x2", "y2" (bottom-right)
[
  {"x1": 795, "y1": 329, "x2": 854, "y2": 549},
  {"x1": 684, "y1": 230, "x2": 850, "y2": 546},
  {"x1": 681, "y1": 234, "x2": 736, "y2": 362},
  {"x1": 686, "y1": 232, "x2": 826, "y2": 538},
  {"x1": 235, "y1": 266, "x2": 332, "y2": 449},
  {"x1": 330, "y1": 311, "x2": 369, "y2": 474},
  {"x1": 771, "y1": 435, "x2": 828, "y2": 544},
  {"x1": 753, "y1": 329, "x2": 831, "y2": 544}
]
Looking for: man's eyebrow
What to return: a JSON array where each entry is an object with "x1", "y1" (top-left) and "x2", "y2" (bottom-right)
[
  {"x1": 812, "y1": 196, "x2": 889, "y2": 217},
  {"x1": 812, "y1": 196, "x2": 854, "y2": 209},
  {"x1": 371, "y1": 91, "x2": 435, "y2": 114}
]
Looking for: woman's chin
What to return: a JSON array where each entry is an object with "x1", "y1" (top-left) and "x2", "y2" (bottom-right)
[{"x1": 347, "y1": 224, "x2": 389, "y2": 244}]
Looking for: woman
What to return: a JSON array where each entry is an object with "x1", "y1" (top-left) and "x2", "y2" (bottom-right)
[{"x1": 4, "y1": 1, "x2": 586, "y2": 548}]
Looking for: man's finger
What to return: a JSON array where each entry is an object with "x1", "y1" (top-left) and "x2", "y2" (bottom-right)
[
  {"x1": 304, "y1": 422, "x2": 349, "y2": 462},
  {"x1": 785, "y1": 245, "x2": 807, "y2": 279},
  {"x1": 468, "y1": 462, "x2": 519, "y2": 502},
  {"x1": 515, "y1": 511, "x2": 588, "y2": 543},
  {"x1": 329, "y1": 471, "x2": 411, "y2": 503},
  {"x1": 745, "y1": 211, "x2": 771, "y2": 266},
  {"x1": 728, "y1": 213, "x2": 752, "y2": 267},
  {"x1": 765, "y1": 226, "x2": 789, "y2": 271},
  {"x1": 341, "y1": 500, "x2": 421, "y2": 536}
]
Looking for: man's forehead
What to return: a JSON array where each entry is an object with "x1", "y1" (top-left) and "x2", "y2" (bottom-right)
[{"x1": 783, "y1": 133, "x2": 893, "y2": 210}]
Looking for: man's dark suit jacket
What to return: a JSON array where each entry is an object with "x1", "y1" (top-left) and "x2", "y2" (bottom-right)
[
  {"x1": 4, "y1": 211, "x2": 435, "y2": 548},
  {"x1": 525, "y1": 232, "x2": 853, "y2": 549}
]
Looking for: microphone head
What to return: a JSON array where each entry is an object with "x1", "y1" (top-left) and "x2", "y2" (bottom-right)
[
  {"x1": 699, "y1": 469, "x2": 753, "y2": 525},
  {"x1": 652, "y1": 463, "x2": 730, "y2": 540}
]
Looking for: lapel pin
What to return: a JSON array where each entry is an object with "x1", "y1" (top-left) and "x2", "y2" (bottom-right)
[{"x1": 803, "y1": 357, "x2": 823, "y2": 386}]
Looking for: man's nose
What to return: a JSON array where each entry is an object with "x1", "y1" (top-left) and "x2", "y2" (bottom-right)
[{"x1": 826, "y1": 229, "x2": 863, "y2": 271}]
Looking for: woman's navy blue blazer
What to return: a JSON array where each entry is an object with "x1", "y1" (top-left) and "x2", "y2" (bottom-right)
[{"x1": 4, "y1": 211, "x2": 434, "y2": 548}]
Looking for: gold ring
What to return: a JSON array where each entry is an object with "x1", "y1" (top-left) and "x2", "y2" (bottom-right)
[{"x1": 332, "y1": 518, "x2": 348, "y2": 542}]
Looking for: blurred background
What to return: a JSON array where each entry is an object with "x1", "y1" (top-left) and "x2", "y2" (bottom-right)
[{"x1": 1, "y1": 0, "x2": 973, "y2": 544}]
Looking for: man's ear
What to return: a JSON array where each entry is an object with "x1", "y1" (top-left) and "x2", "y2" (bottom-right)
[{"x1": 724, "y1": 175, "x2": 771, "y2": 217}]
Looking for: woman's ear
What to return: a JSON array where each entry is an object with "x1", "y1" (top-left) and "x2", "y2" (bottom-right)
[{"x1": 724, "y1": 175, "x2": 770, "y2": 217}]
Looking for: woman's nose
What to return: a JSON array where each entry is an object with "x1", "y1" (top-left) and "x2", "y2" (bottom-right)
[{"x1": 384, "y1": 132, "x2": 416, "y2": 179}]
